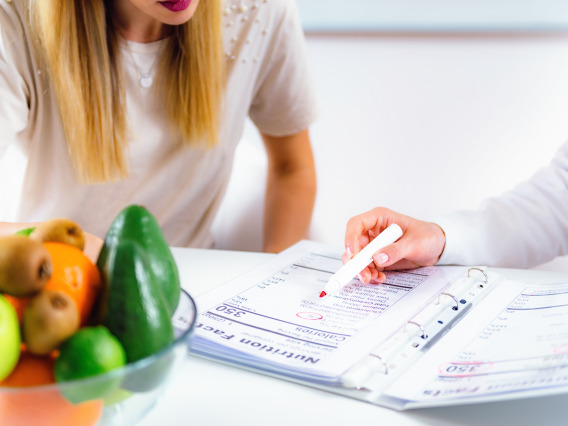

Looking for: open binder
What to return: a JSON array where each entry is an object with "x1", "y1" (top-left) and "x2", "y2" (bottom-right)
[{"x1": 190, "y1": 240, "x2": 568, "y2": 410}]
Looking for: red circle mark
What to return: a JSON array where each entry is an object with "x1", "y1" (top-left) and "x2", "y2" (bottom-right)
[{"x1": 296, "y1": 312, "x2": 323, "y2": 320}]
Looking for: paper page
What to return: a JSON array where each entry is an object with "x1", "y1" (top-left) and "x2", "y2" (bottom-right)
[
  {"x1": 384, "y1": 279, "x2": 568, "y2": 406},
  {"x1": 191, "y1": 241, "x2": 462, "y2": 383}
]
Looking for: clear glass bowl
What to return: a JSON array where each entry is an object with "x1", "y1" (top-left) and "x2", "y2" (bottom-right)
[{"x1": 0, "y1": 289, "x2": 197, "y2": 426}]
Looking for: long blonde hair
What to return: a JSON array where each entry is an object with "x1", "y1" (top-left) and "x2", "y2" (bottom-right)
[{"x1": 28, "y1": 0, "x2": 224, "y2": 183}]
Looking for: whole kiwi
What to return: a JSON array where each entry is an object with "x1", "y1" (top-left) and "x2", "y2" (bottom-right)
[
  {"x1": 31, "y1": 218, "x2": 85, "y2": 251},
  {"x1": 23, "y1": 290, "x2": 80, "y2": 356},
  {"x1": 0, "y1": 235, "x2": 52, "y2": 297}
]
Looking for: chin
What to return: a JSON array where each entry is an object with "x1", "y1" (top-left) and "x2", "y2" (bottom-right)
[{"x1": 157, "y1": 0, "x2": 199, "y2": 25}]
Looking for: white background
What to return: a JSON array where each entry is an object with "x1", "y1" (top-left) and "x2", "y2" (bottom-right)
[{"x1": 212, "y1": 32, "x2": 568, "y2": 271}]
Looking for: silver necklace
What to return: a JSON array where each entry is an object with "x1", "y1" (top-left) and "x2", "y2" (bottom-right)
[{"x1": 124, "y1": 48, "x2": 158, "y2": 88}]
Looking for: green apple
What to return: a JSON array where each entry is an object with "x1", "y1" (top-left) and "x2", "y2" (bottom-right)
[{"x1": 0, "y1": 294, "x2": 21, "y2": 381}]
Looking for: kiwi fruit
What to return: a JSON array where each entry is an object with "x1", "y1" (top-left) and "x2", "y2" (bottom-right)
[
  {"x1": 0, "y1": 235, "x2": 52, "y2": 297},
  {"x1": 23, "y1": 290, "x2": 80, "y2": 356},
  {"x1": 31, "y1": 218, "x2": 85, "y2": 251}
]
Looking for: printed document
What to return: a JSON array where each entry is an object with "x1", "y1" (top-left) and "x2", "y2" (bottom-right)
[
  {"x1": 383, "y1": 280, "x2": 568, "y2": 406},
  {"x1": 190, "y1": 240, "x2": 568, "y2": 409},
  {"x1": 191, "y1": 241, "x2": 462, "y2": 383}
]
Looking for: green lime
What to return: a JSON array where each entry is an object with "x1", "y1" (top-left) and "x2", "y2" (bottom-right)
[
  {"x1": 103, "y1": 387, "x2": 133, "y2": 406},
  {"x1": 55, "y1": 325, "x2": 126, "y2": 404}
]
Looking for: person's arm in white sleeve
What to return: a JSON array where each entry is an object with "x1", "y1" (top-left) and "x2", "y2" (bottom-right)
[
  {"x1": 437, "y1": 140, "x2": 568, "y2": 268},
  {"x1": 342, "y1": 141, "x2": 568, "y2": 282}
]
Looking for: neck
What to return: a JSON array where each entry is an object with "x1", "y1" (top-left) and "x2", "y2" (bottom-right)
[{"x1": 112, "y1": 1, "x2": 170, "y2": 43}]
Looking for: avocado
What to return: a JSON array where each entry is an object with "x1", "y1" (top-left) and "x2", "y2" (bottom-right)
[
  {"x1": 97, "y1": 205, "x2": 180, "y2": 315},
  {"x1": 100, "y1": 240, "x2": 174, "y2": 364}
]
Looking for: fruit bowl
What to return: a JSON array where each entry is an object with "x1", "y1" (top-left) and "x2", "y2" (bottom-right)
[{"x1": 0, "y1": 289, "x2": 197, "y2": 426}]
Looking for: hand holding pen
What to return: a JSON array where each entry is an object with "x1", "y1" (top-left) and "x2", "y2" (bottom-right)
[
  {"x1": 342, "y1": 207, "x2": 447, "y2": 284},
  {"x1": 320, "y1": 223, "x2": 403, "y2": 297}
]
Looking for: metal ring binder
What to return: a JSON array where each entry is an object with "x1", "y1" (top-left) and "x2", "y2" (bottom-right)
[
  {"x1": 468, "y1": 267, "x2": 488, "y2": 288},
  {"x1": 439, "y1": 292, "x2": 459, "y2": 310},
  {"x1": 369, "y1": 353, "x2": 388, "y2": 375},
  {"x1": 407, "y1": 320, "x2": 427, "y2": 339}
]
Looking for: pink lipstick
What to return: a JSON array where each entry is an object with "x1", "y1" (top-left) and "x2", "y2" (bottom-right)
[{"x1": 159, "y1": 0, "x2": 191, "y2": 12}]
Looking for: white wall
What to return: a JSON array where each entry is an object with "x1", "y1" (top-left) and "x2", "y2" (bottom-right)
[
  {"x1": 212, "y1": 33, "x2": 568, "y2": 271},
  {"x1": 297, "y1": 0, "x2": 568, "y2": 32}
]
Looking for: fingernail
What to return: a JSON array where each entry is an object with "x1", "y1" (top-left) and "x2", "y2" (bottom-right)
[
  {"x1": 346, "y1": 245, "x2": 353, "y2": 259},
  {"x1": 374, "y1": 253, "x2": 389, "y2": 265},
  {"x1": 357, "y1": 273, "x2": 364, "y2": 282}
]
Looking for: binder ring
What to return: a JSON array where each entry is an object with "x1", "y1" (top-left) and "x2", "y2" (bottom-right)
[
  {"x1": 439, "y1": 292, "x2": 459, "y2": 311},
  {"x1": 468, "y1": 267, "x2": 488, "y2": 288},
  {"x1": 369, "y1": 353, "x2": 388, "y2": 375},
  {"x1": 407, "y1": 320, "x2": 427, "y2": 339}
]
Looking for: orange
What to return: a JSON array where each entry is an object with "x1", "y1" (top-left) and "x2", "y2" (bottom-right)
[
  {"x1": 6, "y1": 242, "x2": 102, "y2": 325},
  {"x1": 0, "y1": 352, "x2": 103, "y2": 426},
  {"x1": 3, "y1": 294, "x2": 25, "y2": 323},
  {"x1": 1, "y1": 350, "x2": 56, "y2": 387},
  {"x1": 43, "y1": 242, "x2": 102, "y2": 325}
]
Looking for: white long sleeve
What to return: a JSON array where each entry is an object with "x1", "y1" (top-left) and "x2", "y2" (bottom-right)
[{"x1": 436, "y1": 140, "x2": 568, "y2": 268}]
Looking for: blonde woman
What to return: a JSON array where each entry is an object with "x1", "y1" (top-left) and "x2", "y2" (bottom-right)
[{"x1": 0, "y1": 0, "x2": 318, "y2": 256}]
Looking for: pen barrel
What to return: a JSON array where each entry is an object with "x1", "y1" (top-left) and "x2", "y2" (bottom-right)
[
  {"x1": 331, "y1": 224, "x2": 403, "y2": 284},
  {"x1": 322, "y1": 224, "x2": 403, "y2": 296},
  {"x1": 357, "y1": 224, "x2": 403, "y2": 261},
  {"x1": 331, "y1": 266, "x2": 367, "y2": 287}
]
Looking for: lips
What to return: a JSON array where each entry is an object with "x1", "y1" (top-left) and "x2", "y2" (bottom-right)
[{"x1": 159, "y1": 0, "x2": 191, "y2": 12}]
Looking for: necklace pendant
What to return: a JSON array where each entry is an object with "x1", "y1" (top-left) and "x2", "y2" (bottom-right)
[{"x1": 139, "y1": 74, "x2": 153, "y2": 88}]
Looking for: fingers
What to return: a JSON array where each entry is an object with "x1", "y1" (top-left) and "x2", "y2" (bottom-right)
[
  {"x1": 371, "y1": 240, "x2": 403, "y2": 269},
  {"x1": 369, "y1": 220, "x2": 446, "y2": 270},
  {"x1": 371, "y1": 271, "x2": 386, "y2": 284},
  {"x1": 372, "y1": 251, "x2": 390, "y2": 267},
  {"x1": 342, "y1": 207, "x2": 405, "y2": 284},
  {"x1": 358, "y1": 266, "x2": 371, "y2": 283},
  {"x1": 342, "y1": 208, "x2": 448, "y2": 286},
  {"x1": 358, "y1": 264, "x2": 385, "y2": 284},
  {"x1": 368, "y1": 267, "x2": 387, "y2": 284},
  {"x1": 344, "y1": 207, "x2": 397, "y2": 255}
]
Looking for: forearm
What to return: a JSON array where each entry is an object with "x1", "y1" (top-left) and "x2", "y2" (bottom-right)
[
  {"x1": 261, "y1": 129, "x2": 316, "y2": 253},
  {"x1": 263, "y1": 166, "x2": 316, "y2": 253}
]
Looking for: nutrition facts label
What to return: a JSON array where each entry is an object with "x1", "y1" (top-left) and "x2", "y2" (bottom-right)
[
  {"x1": 191, "y1": 241, "x2": 454, "y2": 382},
  {"x1": 416, "y1": 283, "x2": 568, "y2": 399}
]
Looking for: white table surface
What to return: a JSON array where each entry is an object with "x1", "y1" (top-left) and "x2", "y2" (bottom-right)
[{"x1": 139, "y1": 248, "x2": 568, "y2": 426}]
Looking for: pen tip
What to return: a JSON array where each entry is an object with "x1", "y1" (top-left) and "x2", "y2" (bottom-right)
[{"x1": 319, "y1": 291, "x2": 327, "y2": 298}]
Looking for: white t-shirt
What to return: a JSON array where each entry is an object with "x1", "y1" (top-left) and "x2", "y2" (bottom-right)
[
  {"x1": 0, "y1": 0, "x2": 318, "y2": 248},
  {"x1": 436, "y1": 140, "x2": 568, "y2": 268}
]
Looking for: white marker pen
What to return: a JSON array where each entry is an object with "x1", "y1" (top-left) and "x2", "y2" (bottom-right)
[{"x1": 319, "y1": 223, "x2": 403, "y2": 297}]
